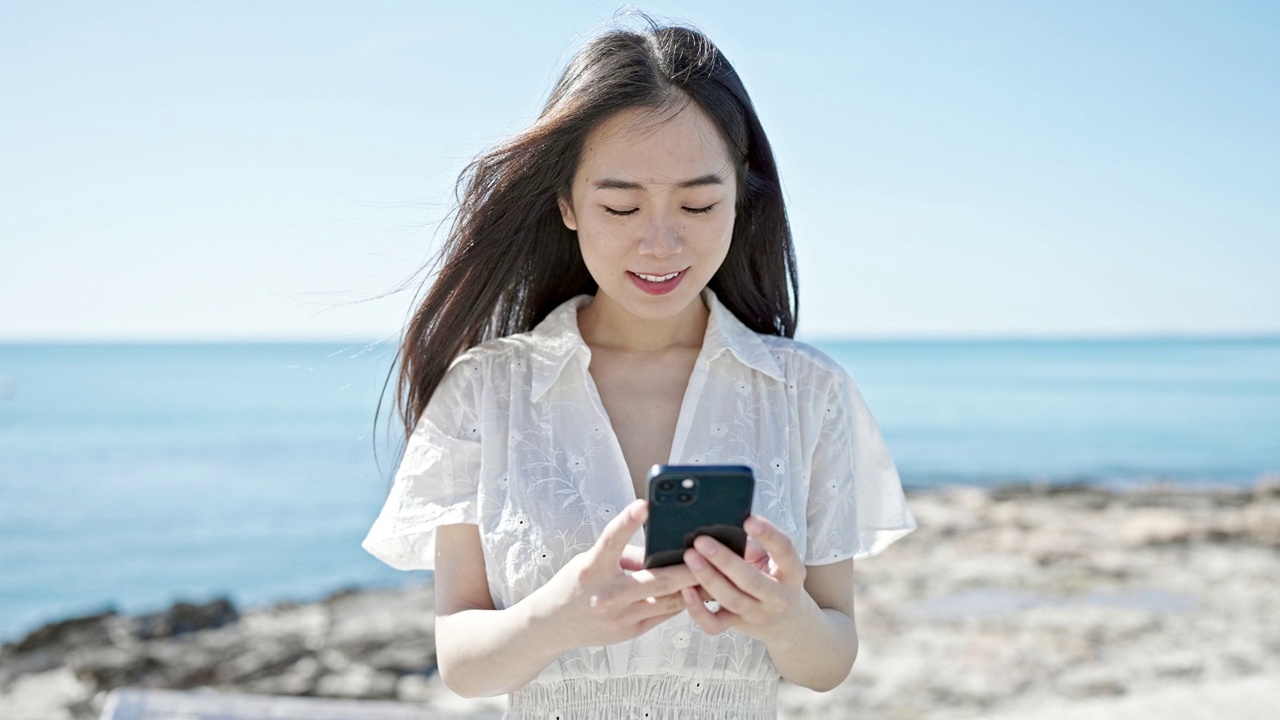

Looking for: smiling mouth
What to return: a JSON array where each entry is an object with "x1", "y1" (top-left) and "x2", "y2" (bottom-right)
[
  {"x1": 632, "y1": 270, "x2": 683, "y2": 283},
  {"x1": 627, "y1": 268, "x2": 688, "y2": 295}
]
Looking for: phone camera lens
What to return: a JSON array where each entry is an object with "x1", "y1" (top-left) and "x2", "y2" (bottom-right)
[
  {"x1": 676, "y1": 492, "x2": 693, "y2": 504},
  {"x1": 658, "y1": 480, "x2": 675, "y2": 492}
]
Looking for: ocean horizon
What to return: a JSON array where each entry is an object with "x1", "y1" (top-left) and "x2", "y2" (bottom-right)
[{"x1": 2, "y1": 336, "x2": 1278, "y2": 644}]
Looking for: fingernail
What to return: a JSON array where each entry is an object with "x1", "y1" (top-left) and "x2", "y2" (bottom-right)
[
  {"x1": 694, "y1": 536, "x2": 717, "y2": 556},
  {"x1": 744, "y1": 516, "x2": 764, "y2": 534},
  {"x1": 684, "y1": 550, "x2": 705, "y2": 569}
]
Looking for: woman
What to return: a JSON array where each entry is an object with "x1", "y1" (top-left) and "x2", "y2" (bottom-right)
[{"x1": 362, "y1": 14, "x2": 915, "y2": 719}]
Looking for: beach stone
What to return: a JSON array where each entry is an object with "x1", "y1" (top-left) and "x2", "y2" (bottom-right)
[
  {"x1": 241, "y1": 656, "x2": 321, "y2": 695},
  {"x1": 1242, "y1": 503, "x2": 1280, "y2": 545},
  {"x1": 0, "y1": 666, "x2": 91, "y2": 720},
  {"x1": 64, "y1": 645, "x2": 160, "y2": 689},
  {"x1": 214, "y1": 640, "x2": 307, "y2": 684},
  {"x1": 134, "y1": 598, "x2": 238, "y2": 639},
  {"x1": 236, "y1": 602, "x2": 329, "y2": 642},
  {"x1": 319, "y1": 647, "x2": 354, "y2": 672},
  {"x1": 1151, "y1": 650, "x2": 1204, "y2": 679},
  {"x1": 395, "y1": 673, "x2": 435, "y2": 702},
  {"x1": 314, "y1": 663, "x2": 398, "y2": 698},
  {"x1": 1254, "y1": 474, "x2": 1280, "y2": 498},
  {"x1": 1024, "y1": 528, "x2": 1088, "y2": 564},
  {"x1": 1118, "y1": 509, "x2": 1195, "y2": 546},
  {"x1": 364, "y1": 640, "x2": 436, "y2": 674},
  {"x1": 906, "y1": 494, "x2": 980, "y2": 536},
  {"x1": 10, "y1": 610, "x2": 117, "y2": 654},
  {"x1": 1055, "y1": 665, "x2": 1128, "y2": 698}
]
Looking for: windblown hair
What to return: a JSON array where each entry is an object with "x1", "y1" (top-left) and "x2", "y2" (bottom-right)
[{"x1": 394, "y1": 13, "x2": 798, "y2": 438}]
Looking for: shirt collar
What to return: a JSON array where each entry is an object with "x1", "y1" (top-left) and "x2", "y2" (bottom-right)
[{"x1": 528, "y1": 288, "x2": 785, "y2": 402}]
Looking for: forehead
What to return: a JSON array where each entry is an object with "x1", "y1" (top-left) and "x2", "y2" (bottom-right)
[{"x1": 575, "y1": 103, "x2": 734, "y2": 188}]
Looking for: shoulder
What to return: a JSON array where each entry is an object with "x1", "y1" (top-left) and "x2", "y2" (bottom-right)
[
  {"x1": 757, "y1": 335, "x2": 853, "y2": 386},
  {"x1": 421, "y1": 334, "x2": 537, "y2": 415},
  {"x1": 446, "y1": 294, "x2": 587, "y2": 374},
  {"x1": 453, "y1": 330, "x2": 537, "y2": 366}
]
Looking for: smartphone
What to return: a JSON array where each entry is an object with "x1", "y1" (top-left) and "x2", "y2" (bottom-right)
[{"x1": 643, "y1": 464, "x2": 755, "y2": 569}]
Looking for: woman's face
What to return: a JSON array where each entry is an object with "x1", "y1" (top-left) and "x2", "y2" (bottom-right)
[{"x1": 557, "y1": 102, "x2": 738, "y2": 326}]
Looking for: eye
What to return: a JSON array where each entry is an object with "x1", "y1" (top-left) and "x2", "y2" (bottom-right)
[
  {"x1": 684, "y1": 204, "x2": 716, "y2": 215},
  {"x1": 603, "y1": 207, "x2": 637, "y2": 217}
]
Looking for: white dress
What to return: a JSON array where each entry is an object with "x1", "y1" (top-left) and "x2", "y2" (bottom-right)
[{"x1": 362, "y1": 289, "x2": 917, "y2": 719}]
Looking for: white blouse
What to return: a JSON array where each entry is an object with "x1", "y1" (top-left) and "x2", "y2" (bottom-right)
[{"x1": 362, "y1": 289, "x2": 916, "y2": 719}]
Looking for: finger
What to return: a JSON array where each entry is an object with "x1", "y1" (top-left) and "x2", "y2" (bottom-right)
[
  {"x1": 628, "y1": 591, "x2": 689, "y2": 622},
  {"x1": 743, "y1": 536, "x2": 768, "y2": 566},
  {"x1": 690, "y1": 535, "x2": 774, "y2": 600},
  {"x1": 619, "y1": 545, "x2": 646, "y2": 572},
  {"x1": 591, "y1": 499, "x2": 648, "y2": 565},
  {"x1": 683, "y1": 546, "x2": 755, "y2": 615},
  {"x1": 682, "y1": 587, "x2": 732, "y2": 635},
  {"x1": 620, "y1": 564, "x2": 698, "y2": 602},
  {"x1": 633, "y1": 606, "x2": 685, "y2": 637},
  {"x1": 743, "y1": 515, "x2": 805, "y2": 580}
]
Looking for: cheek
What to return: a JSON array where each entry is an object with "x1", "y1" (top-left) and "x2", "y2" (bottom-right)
[
  {"x1": 698, "y1": 216, "x2": 735, "y2": 255},
  {"x1": 577, "y1": 221, "x2": 631, "y2": 256}
]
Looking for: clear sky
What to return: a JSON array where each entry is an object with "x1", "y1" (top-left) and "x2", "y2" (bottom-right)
[{"x1": 2, "y1": 1, "x2": 1277, "y2": 341}]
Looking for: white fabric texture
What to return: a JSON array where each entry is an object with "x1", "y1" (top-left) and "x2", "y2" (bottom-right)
[{"x1": 361, "y1": 288, "x2": 916, "y2": 719}]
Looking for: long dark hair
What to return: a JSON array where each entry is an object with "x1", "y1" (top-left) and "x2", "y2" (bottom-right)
[{"x1": 393, "y1": 13, "x2": 798, "y2": 438}]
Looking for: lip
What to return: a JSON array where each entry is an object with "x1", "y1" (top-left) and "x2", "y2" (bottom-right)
[{"x1": 628, "y1": 269, "x2": 687, "y2": 295}]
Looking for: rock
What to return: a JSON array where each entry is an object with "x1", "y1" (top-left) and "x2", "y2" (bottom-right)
[
  {"x1": 11, "y1": 609, "x2": 118, "y2": 654},
  {"x1": 241, "y1": 656, "x2": 321, "y2": 696},
  {"x1": 314, "y1": 663, "x2": 399, "y2": 699},
  {"x1": 213, "y1": 639, "x2": 308, "y2": 684},
  {"x1": 364, "y1": 641, "x2": 436, "y2": 674},
  {"x1": 134, "y1": 598, "x2": 239, "y2": 640},
  {"x1": 1242, "y1": 503, "x2": 1280, "y2": 545},
  {"x1": 1118, "y1": 508, "x2": 1195, "y2": 546},
  {"x1": 0, "y1": 666, "x2": 92, "y2": 720},
  {"x1": 1151, "y1": 650, "x2": 1204, "y2": 679},
  {"x1": 1254, "y1": 474, "x2": 1280, "y2": 499},
  {"x1": 64, "y1": 645, "x2": 162, "y2": 689},
  {"x1": 394, "y1": 673, "x2": 435, "y2": 703},
  {"x1": 1056, "y1": 665, "x2": 1128, "y2": 698}
]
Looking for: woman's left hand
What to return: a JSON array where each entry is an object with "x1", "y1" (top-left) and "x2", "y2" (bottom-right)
[{"x1": 680, "y1": 514, "x2": 813, "y2": 643}]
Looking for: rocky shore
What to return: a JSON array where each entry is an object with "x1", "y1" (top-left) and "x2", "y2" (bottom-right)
[{"x1": 3, "y1": 479, "x2": 1278, "y2": 720}]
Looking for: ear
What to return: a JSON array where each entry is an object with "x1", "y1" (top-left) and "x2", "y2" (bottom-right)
[{"x1": 557, "y1": 195, "x2": 578, "y2": 231}]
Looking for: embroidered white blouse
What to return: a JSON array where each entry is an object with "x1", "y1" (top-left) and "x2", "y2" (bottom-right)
[{"x1": 362, "y1": 289, "x2": 916, "y2": 719}]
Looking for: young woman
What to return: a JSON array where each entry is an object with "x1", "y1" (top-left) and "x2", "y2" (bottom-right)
[{"x1": 362, "y1": 14, "x2": 915, "y2": 719}]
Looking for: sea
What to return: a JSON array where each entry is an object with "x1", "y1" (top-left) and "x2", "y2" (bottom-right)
[{"x1": 1, "y1": 337, "x2": 1278, "y2": 644}]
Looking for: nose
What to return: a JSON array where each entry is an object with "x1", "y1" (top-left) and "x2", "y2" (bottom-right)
[{"x1": 637, "y1": 210, "x2": 683, "y2": 258}]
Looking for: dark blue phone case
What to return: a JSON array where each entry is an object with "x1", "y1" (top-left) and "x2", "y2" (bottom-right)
[{"x1": 643, "y1": 464, "x2": 755, "y2": 569}]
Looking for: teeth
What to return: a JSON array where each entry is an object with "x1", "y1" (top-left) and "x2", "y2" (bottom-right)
[{"x1": 636, "y1": 271, "x2": 680, "y2": 282}]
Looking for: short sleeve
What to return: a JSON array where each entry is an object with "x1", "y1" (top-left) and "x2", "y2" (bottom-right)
[
  {"x1": 360, "y1": 357, "x2": 483, "y2": 571},
  {"x1": 805, "y1": 369, "x2": 916, "y2": 564}
]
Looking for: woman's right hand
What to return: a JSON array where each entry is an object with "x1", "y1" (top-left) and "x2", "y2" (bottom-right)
[{"x1": 525, "y1": 498, "x2": 698, "y2": 649}]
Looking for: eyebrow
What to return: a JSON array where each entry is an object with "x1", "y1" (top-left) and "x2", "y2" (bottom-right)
[{"x1": 591, "y1": 173, "x2": 725, "y2": 191}]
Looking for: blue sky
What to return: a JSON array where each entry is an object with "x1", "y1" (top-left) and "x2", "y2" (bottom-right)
[{"x1": 2, "y1": 1, "x2": 1277, "y2": 340}]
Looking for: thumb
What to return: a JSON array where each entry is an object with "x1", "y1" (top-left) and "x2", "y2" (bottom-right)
[{"x1": 591, "y1": 499, "x2": 647, "y2": 566}]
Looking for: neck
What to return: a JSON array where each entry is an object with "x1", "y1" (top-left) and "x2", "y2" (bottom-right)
[{"x1": 577, "y1": 293, "x2": 710, "y2": 352}]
